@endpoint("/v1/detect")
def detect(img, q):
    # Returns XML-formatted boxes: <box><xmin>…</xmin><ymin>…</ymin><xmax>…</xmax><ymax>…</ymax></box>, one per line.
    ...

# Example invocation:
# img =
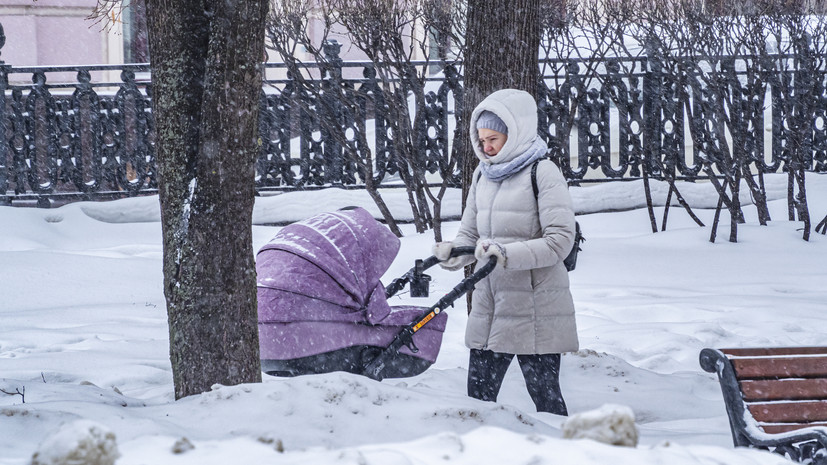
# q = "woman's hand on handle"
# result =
<box><xmin>475</xmin><ymin>239</ymin><xmax>507</xmax><ymax>268</ymax></box>
<box><xmin>432</xmin><ymin>242</ymin><xmax>467</xmax><ymax>271</ymax></box>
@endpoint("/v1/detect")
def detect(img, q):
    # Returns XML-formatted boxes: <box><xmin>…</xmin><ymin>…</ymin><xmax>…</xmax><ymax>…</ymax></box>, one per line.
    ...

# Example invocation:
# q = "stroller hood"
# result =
<box><xmin>257</xmin><ymin>207</ymin><xmax>400</xmax><ymax>324</ymax></box>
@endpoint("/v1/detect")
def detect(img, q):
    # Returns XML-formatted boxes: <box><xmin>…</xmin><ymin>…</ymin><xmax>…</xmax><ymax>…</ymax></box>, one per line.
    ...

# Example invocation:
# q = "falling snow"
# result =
<box><xmin>1</xmin><ymin>173</ymin><xmax>825</xmax><ymax>464</ymax></box>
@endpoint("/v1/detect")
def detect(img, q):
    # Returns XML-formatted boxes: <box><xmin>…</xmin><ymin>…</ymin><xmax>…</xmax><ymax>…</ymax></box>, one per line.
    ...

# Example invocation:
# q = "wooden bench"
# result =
<box><xmin>700</xmin><ymin>347</ymin><xmax>827</xmax><ymax>464</ymax></box>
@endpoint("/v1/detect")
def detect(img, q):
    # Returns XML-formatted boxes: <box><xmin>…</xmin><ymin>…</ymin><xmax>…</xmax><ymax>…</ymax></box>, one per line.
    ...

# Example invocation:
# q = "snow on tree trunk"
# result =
<box><xmin>145</xmin><ymin>0</ymin><xmax>267</xmax><ymax>399</ymax></box>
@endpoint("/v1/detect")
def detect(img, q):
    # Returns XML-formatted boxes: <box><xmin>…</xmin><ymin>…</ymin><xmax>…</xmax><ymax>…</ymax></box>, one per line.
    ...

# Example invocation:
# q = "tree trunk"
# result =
<box><xmin>461</xmin><ymin>0</ymin><xmax>541</xmax><ymax>206</ymax></box>
<box><xmin>462</xmin><ymin>0</ymin><xmax>541</xmax><ymax>308</ymax></box>
<box><xmin>146</xmin><ymin>0</ymin><xmax>267</xmax><ymax>399</ymax></box>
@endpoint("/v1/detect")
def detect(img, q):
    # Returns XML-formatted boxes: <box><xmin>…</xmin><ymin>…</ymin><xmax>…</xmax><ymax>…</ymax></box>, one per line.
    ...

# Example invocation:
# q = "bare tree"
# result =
<box><xmin>266</xmin><ymin>1</ymin><xmax>403</xmax><ymax>236</ymax></box>
<box><xmin>634</xmin><ymin>0</ymin><xmax>777</xmax><ymax>242</ymax></box>
<box><xmin>540</xmin><ymin>0</ymin><xmax>623</xmax><ymax>174</ymax></box>
<box><xmin>593</xmin><ymin>0</ymin><xmax>705</xmax><ymax>233</ymax></box>
<box><xmin>265</xmin><ymin>0</ymin><xmax>465</xmax><ymax>239</ymax></box>
<box><xmin>539</xmin><ymin>0</ymin><xmax>702</xmax><ymax>235</ymax></box>
<box><xmin>421</xmin><ymin>0</ymin><xmax>467</xmax><ymax>240</ymax></box>
<box><xmin>718</xmin><ymin>7</ymin><xmax>774</xmax><ymax>227</ymax></box>
<box><xmin>330</xmin><ymin>0</ymin><xmax>464</xmax><ymax>238</ymax></box>
<box><xmin>760</xmin><ymin>0</ymin><xmax>827</xmax><ymax>240</ymax></box>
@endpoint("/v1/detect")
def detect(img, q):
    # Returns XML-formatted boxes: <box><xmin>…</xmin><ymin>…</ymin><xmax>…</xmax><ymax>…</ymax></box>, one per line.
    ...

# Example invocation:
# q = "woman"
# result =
<box><xmin>433</xmin><ymin>88</ymin><xmax>578</xmax><ymax>415</ymax></box>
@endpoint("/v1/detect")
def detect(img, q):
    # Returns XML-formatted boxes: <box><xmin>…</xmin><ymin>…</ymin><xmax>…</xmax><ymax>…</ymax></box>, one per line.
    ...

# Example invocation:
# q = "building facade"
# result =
<box><xmin>0</xmin><ymin>0</ymin><xmax>139</xmax><ymax>67</ymax></box>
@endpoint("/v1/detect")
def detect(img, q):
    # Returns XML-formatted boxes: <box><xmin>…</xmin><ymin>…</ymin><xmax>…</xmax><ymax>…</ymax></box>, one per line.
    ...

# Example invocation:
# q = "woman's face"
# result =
<box><xmin>478</xmin><ymin>128</ymin><xmax>507</xmax><ymax>157</ymax></box>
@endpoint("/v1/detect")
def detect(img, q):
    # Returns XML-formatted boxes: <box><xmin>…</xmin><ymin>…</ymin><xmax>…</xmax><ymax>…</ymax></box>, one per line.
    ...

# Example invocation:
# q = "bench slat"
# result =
<box><xmin>701</xmin><ymin>346</ymin><xmax>827</xmax><ymax>455</ymax></box>
<box><xmin>748</xmin><ymin>401</ymin><xmax>827</xmax><ymax>423</ymax></box>
<box><xmin>760</xmin><ymin>422</ymin><xmax>827</xmax><ymax>434</ymax></box>
<box><xmin>741</xmin><ymin>379</ymin><xmax>827</xmax><ymax>401</ymax></box>
<box><xmin>730</xmin><ymin>357</ymin><xmax>827</xmax><ymax>379</ymax></box>
<box><xmin>722</xmin><ymin>347</ymin><xmax>827</xmax><ymax>357</ymax></box>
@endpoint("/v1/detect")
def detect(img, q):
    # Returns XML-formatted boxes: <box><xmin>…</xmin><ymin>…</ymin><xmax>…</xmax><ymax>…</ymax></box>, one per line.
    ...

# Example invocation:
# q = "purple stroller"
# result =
<box><xmin>256</xmin><ymin>207</ymin><xmax>496</xmax><ymax>381</ymax></box>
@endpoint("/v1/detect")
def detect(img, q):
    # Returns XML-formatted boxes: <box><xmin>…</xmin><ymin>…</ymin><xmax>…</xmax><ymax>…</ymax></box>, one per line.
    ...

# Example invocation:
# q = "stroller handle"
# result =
<box><xmin>364</xmin><ymin>253</ymin><xmax>497</xmax><ymax>381</ymax></box>
<box><xmin>421</xmin><ymin>245</ymin><xmax>476</xmax><ymax>269</ymax></box>
<box><xmin>384</xmin><ymin>246</ymin><xmax>477</xmax><ymax>298</ymax></box>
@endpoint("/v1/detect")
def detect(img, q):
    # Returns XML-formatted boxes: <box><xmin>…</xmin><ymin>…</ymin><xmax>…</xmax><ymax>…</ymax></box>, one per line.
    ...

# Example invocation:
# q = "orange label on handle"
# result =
<box><xmin>412</xmin><ymin>312</ymin><xmax>436</xmax><ymax>332</ymax></box>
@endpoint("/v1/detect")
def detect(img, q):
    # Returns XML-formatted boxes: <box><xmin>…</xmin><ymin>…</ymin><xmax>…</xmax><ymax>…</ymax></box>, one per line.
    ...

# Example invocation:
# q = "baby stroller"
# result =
<box><xmin>256</xmin><ymin>207</ymin><xmax>496</xmax><ymax>381</ymax></box>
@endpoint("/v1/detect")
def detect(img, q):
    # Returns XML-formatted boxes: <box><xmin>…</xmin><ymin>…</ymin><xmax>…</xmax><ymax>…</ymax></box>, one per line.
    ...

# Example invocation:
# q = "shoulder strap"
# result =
<box><xmin>531</xmin><ymin>159</ymin><xmax>540</xmax><ymax>200</ymax></box>
<box><xmin>531</xmin><ymin>157</ymin><xmax>582</xmax><ymax>272</ymax></box>
<box><xmin>532</xmin><ymin>157</ymin><xmax>569</xmax><ymax>199</ymax></box>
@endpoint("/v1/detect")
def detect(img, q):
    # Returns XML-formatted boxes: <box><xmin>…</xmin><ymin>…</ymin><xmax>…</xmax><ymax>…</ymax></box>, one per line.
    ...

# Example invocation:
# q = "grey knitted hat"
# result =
<box><xmin>476</xmin><ymin>110</ymin><xmax>508</xmax><ymax>135</ymax></box>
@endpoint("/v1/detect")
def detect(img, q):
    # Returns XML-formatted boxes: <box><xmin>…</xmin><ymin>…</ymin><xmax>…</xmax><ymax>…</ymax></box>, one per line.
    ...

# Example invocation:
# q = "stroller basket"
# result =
<box><xmin>256</xmin><ymin>207</ymin><xmax>495</xmax><ymax>381</ymax></box>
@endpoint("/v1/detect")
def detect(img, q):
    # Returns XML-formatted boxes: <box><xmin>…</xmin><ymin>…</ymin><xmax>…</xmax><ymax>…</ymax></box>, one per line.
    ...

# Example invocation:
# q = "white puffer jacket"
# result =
<box><xmin>451</xmin><ymin>89</ymin><xmax>579</xmax><ymax>355</ymax></box>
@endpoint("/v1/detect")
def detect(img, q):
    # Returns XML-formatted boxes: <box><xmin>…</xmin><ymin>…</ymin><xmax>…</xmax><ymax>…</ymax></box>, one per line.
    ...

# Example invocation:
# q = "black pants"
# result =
<box><xmin>468</xmin><ymin>349</ymin><xmax>568</xmax><ymax>415</ymax></box>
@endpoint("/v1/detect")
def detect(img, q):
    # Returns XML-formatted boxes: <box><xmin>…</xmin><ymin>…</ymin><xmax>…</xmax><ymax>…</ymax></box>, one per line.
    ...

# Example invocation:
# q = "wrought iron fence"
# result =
<box><xmin>2</xmin><ymin>39</ymin><xmax>827</xmax><ymax>206</ymax></box>
<box><xmin>255</xmin><ymin>49</ymin><xmax>464</xmax><ymax>191</ymax></box>
<box><xmin>0</xmin><ymin>64</ymin><xmax>153</xmax><ymax>206</ymax></box>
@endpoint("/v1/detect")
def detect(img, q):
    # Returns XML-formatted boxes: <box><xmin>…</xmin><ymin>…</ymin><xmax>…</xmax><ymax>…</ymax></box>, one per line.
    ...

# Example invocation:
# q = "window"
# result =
<box><xmin>122</xmin><ymin>0</ymin><xmax>149</xmax><ymax>63</ymax></box>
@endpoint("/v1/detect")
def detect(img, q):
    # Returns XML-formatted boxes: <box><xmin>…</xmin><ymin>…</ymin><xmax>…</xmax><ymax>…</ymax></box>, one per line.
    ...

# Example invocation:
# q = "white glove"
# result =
<box><xmin>432</xmin><ymin>242</ymin><xmax>466</xmax><ymax>271</ymax></box>
<box><xmin>432</xmin><ymin>241</ymin><xmax>453</xmax><ymax>260</ymax></box>
<box><xmin>475</xmin><ymin>239</ymin><xmax>507</xmax><ymax>268</ymax></box>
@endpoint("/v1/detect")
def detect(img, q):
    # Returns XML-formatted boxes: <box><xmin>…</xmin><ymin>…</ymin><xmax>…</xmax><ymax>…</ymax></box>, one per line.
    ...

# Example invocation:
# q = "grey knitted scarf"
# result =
<box><xmin>479</xmin><ymin>137</ymin><xmax>548</xmax><ymax>182</ymax></box>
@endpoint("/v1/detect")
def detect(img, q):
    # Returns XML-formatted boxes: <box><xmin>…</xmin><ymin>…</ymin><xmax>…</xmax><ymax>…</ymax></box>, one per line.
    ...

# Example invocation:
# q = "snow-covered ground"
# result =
<box><xmin>2</xmin><ymin>173</ymin><xmax>825</xmax><ymax>464</ymax></box>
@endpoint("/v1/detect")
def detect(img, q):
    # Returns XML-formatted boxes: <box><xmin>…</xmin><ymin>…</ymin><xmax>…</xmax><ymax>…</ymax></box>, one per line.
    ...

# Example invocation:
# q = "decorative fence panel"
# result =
<box><xmin>2</xmin><ymin>43</ymin><xmax>827</xmax><ymax>206</ymax></box>
<box><xmin>1</xmin><ymin>65</ymin><xmax>154</xmax><ymax>206</ymax></box>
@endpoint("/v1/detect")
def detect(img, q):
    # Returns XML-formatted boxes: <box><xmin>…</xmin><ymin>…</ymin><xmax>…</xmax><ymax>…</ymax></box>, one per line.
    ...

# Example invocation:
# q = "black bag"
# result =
<box><xmin>531</xmin><ymin>160</ymin><xmax>584</xmax><ymax>272</ymax></box>
<box><xmin>563</xmin><ymin>221</ymin><xmax>584</xmax><ymax>271</ymax></box>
